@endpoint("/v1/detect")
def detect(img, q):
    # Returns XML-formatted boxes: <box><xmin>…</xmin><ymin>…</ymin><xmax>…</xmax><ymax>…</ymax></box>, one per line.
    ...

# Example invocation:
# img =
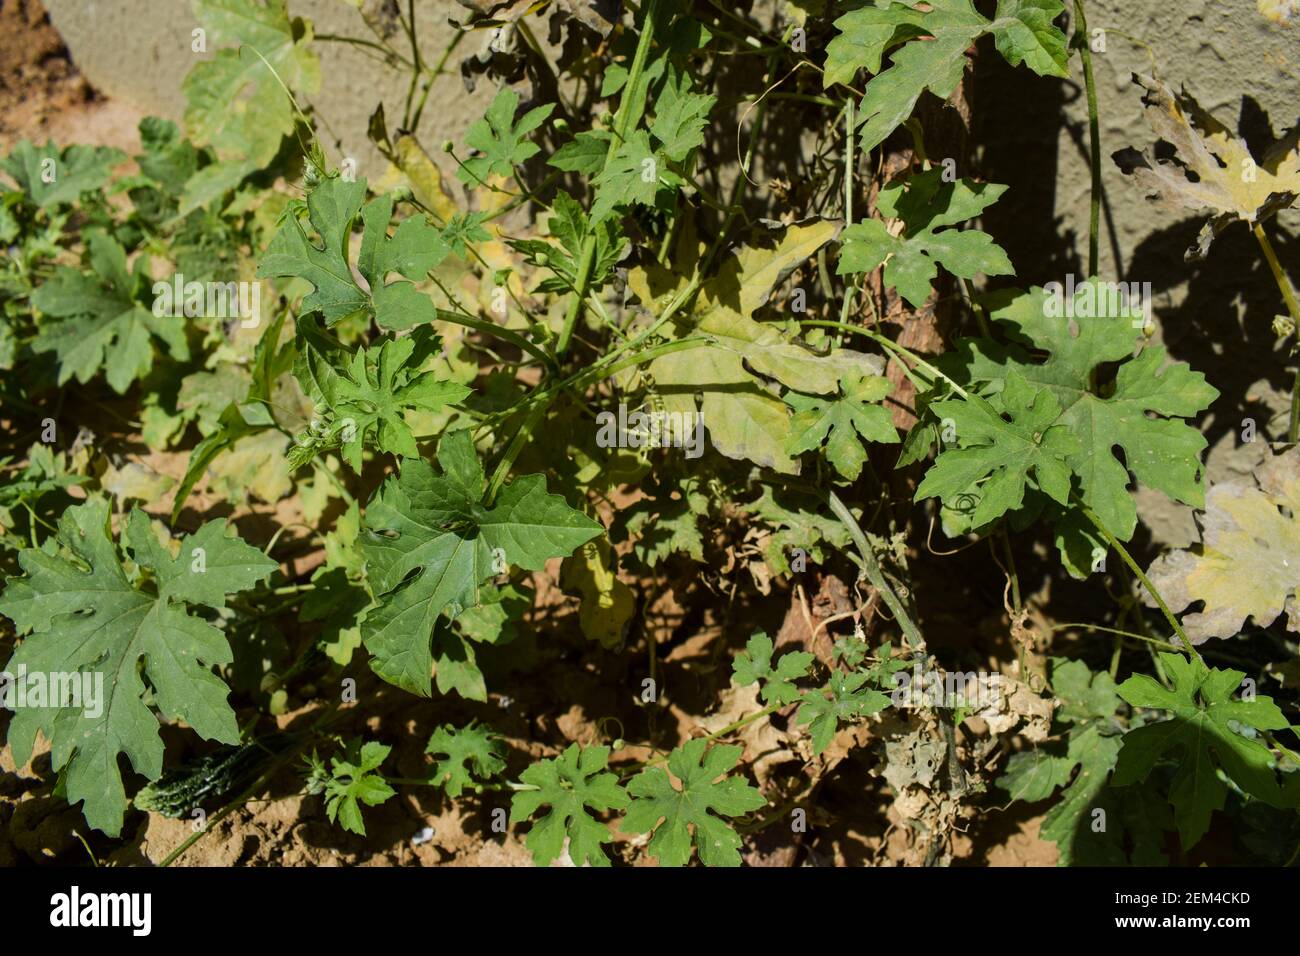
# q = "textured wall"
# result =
<box><xmin>42</xmin><ymin>0</ymin><xmax>498</xmax><ymax>183</ymax></box>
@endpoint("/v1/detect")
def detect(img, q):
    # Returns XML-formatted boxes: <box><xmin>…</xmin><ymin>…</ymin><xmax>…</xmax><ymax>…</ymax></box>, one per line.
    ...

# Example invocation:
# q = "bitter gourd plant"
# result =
<box><xmin>0</xmin><ymin>0</ymin><xmax>1297</xmax><ymax>866</ymax></box>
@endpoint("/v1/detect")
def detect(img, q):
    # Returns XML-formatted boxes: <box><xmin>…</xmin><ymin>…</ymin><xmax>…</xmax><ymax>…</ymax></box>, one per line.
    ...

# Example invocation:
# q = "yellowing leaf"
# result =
<box><xmin>1145</xmin><ymin>446</ymin><xmax>1300</xmax><ymax>643</ymax></box>
<box><xmin>721</xmin><ymin>219</ymin><xmax>842</xmax><ymax>315</ymax></box>
<box><xmin>101</xmin><ymin>461</ymin><xmax>175</xmax><ymax>504</ymax></box>
<box><xmin>561</xmin><ymin>538</ymin><xmax>635</xmax><ymax>649</ymax></box>
<box><xmin>641</xmin><ymin>220</ymin><xmax>880</xmax><ymax>472</ymax></box>
<box><xmin>208</xmin><ymin>429</ymin><xmax>294</xmax><ymax>505</ymax></box>
<box><xmin>389</xmin><ymin>132</ymin><xmax>459</xmax><ymax>222</ymax></box>
<box><xmin>1259</xmin><ymin>0</ymin><xmax>1299</xmax><ymax>26</ymax></box>
<box><xmin>1113</xmin><ymin>74</ymin><xmax>1300</xmax><ymax>258</ymax></box>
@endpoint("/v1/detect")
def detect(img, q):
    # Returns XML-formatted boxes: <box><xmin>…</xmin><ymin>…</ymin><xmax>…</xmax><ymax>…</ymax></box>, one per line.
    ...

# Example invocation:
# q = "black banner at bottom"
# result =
<box><xmin>2</xmin><ymin>865</ymin><xmax>1282</xmax><ymax>943</ymax></box>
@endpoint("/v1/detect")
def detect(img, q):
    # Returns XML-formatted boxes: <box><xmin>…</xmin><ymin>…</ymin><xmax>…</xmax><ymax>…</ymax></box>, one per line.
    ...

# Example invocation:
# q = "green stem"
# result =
<box><xmin>1252</xmin><ymin>222</ymin><xmax>1300</xmax><ymax>441</ymax></box>
<box><xmin>1050</xmin><ymin>621</ymin><xmax>1180</xmax><ymax>653</ymax></box>
<box><xmin>555</xmin><ymin>0</ymin><xmax>663</xmax><ymax>357</ymax></box>
<box><xmin>435</xmin><ymin>309</ymin><xmax>554</xmax><ymax>369</ymax></box>
<box><xmin>797</xmin><ymin>319</ymin><xmax>970</xmax><ymax>398</ymax></box>
<box><xmin>705</xmin><ymin>702</ymin><xmax>782</xmax><ymax>741</ymax></box>
<box><xmin>485</xmin><ymin>403</ymin><xmax>545</xmax><ymax>504</ymax></box>
<box><xmin>400</xmin><ymin>0</ymin><xmax>423</xmax><ymax>130</ymax></box>
<box><xmin>833</xmin><ymin>97</ymin><xmax>857</xmax><ymax>348</ymax></box>
<box><xmin>825</xmin><ymin>489</ymin><xmax>924</xmax><ymax>648</ymax></box>
<box><xmin>1073</xmin><ymin>0</ymin><xmax>1102</xmax><ymax>277</ymax></box>
<box><xmin>1080</xmin><ymin>506</ymin><xmax>1202</xmax><ymax>665</ymax></box>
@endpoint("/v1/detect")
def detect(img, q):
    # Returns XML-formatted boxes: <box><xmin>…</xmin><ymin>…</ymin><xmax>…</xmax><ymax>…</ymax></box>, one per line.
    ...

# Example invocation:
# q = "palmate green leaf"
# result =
<box><xmin>951</xmin><ymin>280</ymin><xmax>1220</xmax><ymax>540</ymax></box>
<box><xmin>182</xmin><ymin>0</ymin><xmax>320</xmax><ymax>212</ymax></box>
<box><xmin>510</xmin><ymin>743</ymin><xmax>628</xmax><ymax>867</ymax></box>
<box><xmin>360</xmin><ymin>430</ymin><xmax>602</xmax><ymax>696</ymax></box>
<box><xmin>622</xmin><ymin>739</ymin><xmax>766</xmax><ymax>867</ymax></box>
<box><xmin>425</xmin><ymin>722</ymin><xmax>506</xmax><ymax>797</ymax></box>
<box><xmin>731</xmin><ymin>631</ymin><xmax>814</xmax><ymax>706</ymax></box>
<box><xmin>457</xmin><ymin>88</ymin><xmax>555</xmax><ymax>187</ymax></box>
<box><xmin>998</xmin><ymin>746</ymin><xmax>1076</xmax><ymax>803</ymax></box>
<box><xmin>298</xmin><ymin>331</ymin><xmax>470</xmax><ymax>472</ymax></box>
<box><xmin>31</xmin><ymin>231</ymin><xmax>189</xmax><ymax>394</ymax></box>
<box><xmin>0</xmin><ymin>499</ymin><xmax>276</xmax><ymax>835</ymax></box>
<box><xmin>995</xmin><ymin>658</ymin><xmax>1147</xmax><ymax>865</ymax></box>
<box><xmin>1</xmin><ymin>140</ymin><xmax>124</xmax><ymax>209</ymax></box>
<box><xmin>258</xmin><ymin>177</ymin><xmax>447</xmax><ymax>329</ymax></box>
<box><xmin>649</xmin><ymin>67</ymin><xmax>717</xmax><ymax>163</ymax></box>
<box><xmin>797</xmin><ymin>669</ymin><xmax>892</xmax><ymax>754</ymax></box>
<box><xmin>1114</xmin><ymin>653</ymin><xmax>1288</xmax><ymax>849</ymax></box>
<box><xmin>786</xmin><ymin>374</ymin><xmax>899</xmax><ymax>480</ymax></box>
<box><xmin>323</xmin><ymin>740</ymin><xmax>396</xmax><ymax>836</ymax></box>
<box><xmin>0</xmin><ymin>444</ymin><xmax>86</xmax><ymax>554</ymax></box>
<box><xmin>825</xmin><ymin>0</ymin><xmax>1069</xmax><ymax>152</ymax></box>
<box><xmin>617</xmin><ymin>475</ymin><xmax>709</xmax><ymax>568</ymax></box>
<box><xmin>837</xmin><ymin>167</ymin><xmax>1011</xmax><ymax>307</ymax></box>
<box><xmin>135</xmin><ymin>117</ymin><xmax>202</xmax><ymax>195</ymax></box>
<box><xmin>745</xmin><ymin>485</ymin><xmax>852</xmax><ymax>575</ymax></box>
<box><xmin>507</xmin><ymin>190</ymin><xmax>626</xmax><ymax>295</ymax></box>
<box><xmin>590</xmin><ymin>130</ymin><xmax>663</xmax><ymax>224</ymax></box>
<box><xmin>1035</xmin><ymin>724</ymin><xmax>1127</xmax><ymax>865</ymax></box>
<box><xmin>439</xmin><ymin>212</ymin><xmax>492</xmax><ymax>257</ymax></box>
<box><xmin>1012</xmin><ymin>724</ymin><xmax>1174</xmax><ymax>867</ymax></box>
<box><xmin>548</xmin><ymin>130</ymin><xmax>614</xmax><ymax>176</ymax></box>
<box><xmin>916</xmin><ymin>370</ymin><xmax>1080</xmax><ymax>528</ymax></box>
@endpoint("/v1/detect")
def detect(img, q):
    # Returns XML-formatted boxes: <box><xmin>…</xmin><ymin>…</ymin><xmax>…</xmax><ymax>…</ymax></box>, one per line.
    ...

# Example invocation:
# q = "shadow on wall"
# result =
<box><xmin>971</xmin><ymin>45</ymin><xmax>1300</xmax><ymax>453</ymax></box>
<box><xmin>971</xmin><ymin>40</ymin><xmax>1083</xmax><ymax>287</ymax></box>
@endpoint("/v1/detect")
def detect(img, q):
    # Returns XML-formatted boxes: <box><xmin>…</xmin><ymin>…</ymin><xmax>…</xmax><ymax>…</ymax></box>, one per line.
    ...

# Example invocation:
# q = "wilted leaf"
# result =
<box><xmin>1145</xmin><ymin>446</ymin><xmax>1300</xmax><ymax>643</ymax></box>
<box><xmin>1113</xmin><ymin>74</ymin><xmax>1300</xmax><ymax>259</ymax></box>
<box><xmin>561</xmin><ymin>538</ymin><xmax>635</xmax><ymax>649</ymax></box>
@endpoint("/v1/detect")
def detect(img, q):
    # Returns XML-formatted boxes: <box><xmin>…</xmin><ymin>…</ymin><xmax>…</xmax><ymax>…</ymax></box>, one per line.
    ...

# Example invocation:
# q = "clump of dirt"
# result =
<box><xmin>0</xmin><ymin>0</ymin><xmax>94</xmax><ymax>142</ymax></box>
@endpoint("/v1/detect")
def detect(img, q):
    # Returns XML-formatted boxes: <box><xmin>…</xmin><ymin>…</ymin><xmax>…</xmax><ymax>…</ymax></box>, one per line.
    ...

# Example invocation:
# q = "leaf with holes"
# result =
<box><xmin>915</xmin><ymin>370</ymin><xmax>1080</xmax><ymax>529</ymax></box>
<box><xmin>1113</xmin><ymin>74</ymin><xmax>1300</xmax><ymax>259</ymax></box>
<box><xmin>425</xmin><ymin>722</ymin><xmax>506</xmax><ymax>797</ymax></box>
<box><xmin>947</xmin><ymin>279</ymin><xmax>1219</xmax><ymax>541</ymax></box>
